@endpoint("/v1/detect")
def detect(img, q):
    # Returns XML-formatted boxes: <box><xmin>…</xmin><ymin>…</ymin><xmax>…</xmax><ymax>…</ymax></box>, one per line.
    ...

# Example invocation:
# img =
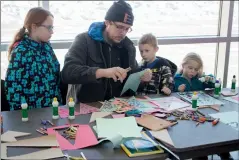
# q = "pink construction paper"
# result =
<box><xmin>112</xmin><ymin>114</ymin><xmax>125</xmax><ymax>118</ymax></box>
<box><xmin>79</xmin><ymin>103</ymin><xmax>100</xmax><ymax>114</ymax></box>
<box><xmin>58</xmin><ymin>107</ymin><xmax>80</xmax><ymax>118</ymax></box>
<box><xmin>232</xmin><ymin>96</ymin><xmax>239</xmax><ymax>101</ymax></box>
<box><xmin>47</xmin><ymin>124</ymin><xmax>98</xmax><ymax>150</ymax></box>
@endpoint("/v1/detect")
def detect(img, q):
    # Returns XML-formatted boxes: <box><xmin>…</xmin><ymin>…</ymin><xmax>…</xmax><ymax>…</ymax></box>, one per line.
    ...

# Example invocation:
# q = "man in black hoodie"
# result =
<box><xmin>61</xmin><ymin>0</ymin><xmax>151</xmax><ymax>103</ymax></box>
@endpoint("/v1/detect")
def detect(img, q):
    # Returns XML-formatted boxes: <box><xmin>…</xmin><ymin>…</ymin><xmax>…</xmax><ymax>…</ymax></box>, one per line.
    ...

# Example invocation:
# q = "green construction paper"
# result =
<box><xmin>96</xmin><ymin>117</ymin><xmax>142</xmax><ymax>139</ymax></box>
<box><xmin>121</xmin><ymin>70</ymin><xmax>146</xmax><ymax>96</ymax></box>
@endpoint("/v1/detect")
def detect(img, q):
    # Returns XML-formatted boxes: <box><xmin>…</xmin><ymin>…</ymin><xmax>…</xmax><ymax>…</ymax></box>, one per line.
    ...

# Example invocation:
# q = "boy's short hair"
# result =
<box><xmin>138</xmin><ymin>33</ymin><xmax>158</xmax><ymax>48</ymax></box>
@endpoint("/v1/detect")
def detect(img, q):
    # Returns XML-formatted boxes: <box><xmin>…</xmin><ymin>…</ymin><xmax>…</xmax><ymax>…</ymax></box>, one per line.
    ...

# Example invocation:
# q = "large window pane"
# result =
<box><xmin>1</xmin><ymin>1</ymin><xmax>39</xmax><ymax>42</ymax></box>
<box><xmin>227</xmin><ymin>42</ymin><xmax>239</xmax><ymax>87</ymax></box>
<box><xmin>1</xmin><ymin>51</ymin><xmax>8</xmax><ymax>80</ymax></box>
<box><xmin>50</xmin><ymin>1</ymin><xmax>220</xmax><ymax>40</ymax></box>
<box><xmin>136</xmin><ymin>43</ymin><xmax>217</xmax><ymax>75</ymax></box>
<box><xmin>232</xmin><ymin>1</ymin><xmax>238</xmax><ymax>36</ymax></box>
<box><xmin>46</xmin><ymin>44</ymin><xmax>216</xmax><ymax>78</ymax></box>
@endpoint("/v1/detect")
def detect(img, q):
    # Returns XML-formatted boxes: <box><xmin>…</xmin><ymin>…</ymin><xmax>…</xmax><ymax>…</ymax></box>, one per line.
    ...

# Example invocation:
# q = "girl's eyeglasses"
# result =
<box><xmin>39</xmin><ymin>25</ymin><xmax>54</xmax><ymax>32</ymax></box>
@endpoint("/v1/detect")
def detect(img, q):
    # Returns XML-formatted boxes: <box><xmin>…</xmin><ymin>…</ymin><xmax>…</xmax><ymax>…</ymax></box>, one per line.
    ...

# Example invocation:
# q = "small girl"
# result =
<box><xmin>174</xmin><ymin>52</ymin><xmax>215</xmax><ymax>92</ymax></box>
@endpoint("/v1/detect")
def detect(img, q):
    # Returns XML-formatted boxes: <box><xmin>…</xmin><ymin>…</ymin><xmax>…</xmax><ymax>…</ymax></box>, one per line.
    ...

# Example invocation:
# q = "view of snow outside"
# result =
<box><xmin>1</xmin><ymin>1</ymin><xmax>238</xmax><ymax>87</ymax></box>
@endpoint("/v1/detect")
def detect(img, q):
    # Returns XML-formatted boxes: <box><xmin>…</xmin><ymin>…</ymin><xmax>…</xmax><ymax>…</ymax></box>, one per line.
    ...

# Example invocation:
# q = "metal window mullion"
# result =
<box><xmin>1</xmin><ymin>36</ymin><xmax>239</xmax><ymax>52</ymax></box>
<box><xmin>215</xmin><ymin>1</ymin><xmax>234</xmax><ymax>87</ymax></box>
<box><xmin>41</xmin><ymin>0</ymin><xmax>49</xmax><ymax>10</ymax></box>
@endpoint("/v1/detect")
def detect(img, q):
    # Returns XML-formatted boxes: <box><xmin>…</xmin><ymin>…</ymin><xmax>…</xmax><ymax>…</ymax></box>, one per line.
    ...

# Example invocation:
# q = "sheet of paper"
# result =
<box><xmin>121</xmin><ymin>70</ymin><xmax>146</xmax><ymax>96</ymax></box>
<box><xmin>1</xmin><ymin>131</ymin><xmax>31</xmax><ymax>142</ymax></box>
<box><xmin>93</xmin><ymin>125</ymin><xmax>143</xmax><ymax>134</ymax></box>
<box><xmin>79</xmin><ymin>103</ymin><xmax>100</xmax><ymax>114</ymax></box>
<box><xmin>177</xmin><ymin>91</ymin><xmax>224</xmax><ymax>106</ymax></box>
<box><xmin>112</xmin><ymin>98</ymin><xmax>134</xmax><ymax>113</ymax></box>
<box><xmin>1</xmin><ymin>146</ymin><xmax>64</xmax><ymax>160</ymax></box>
<box><xmin>145</xmin><ymin>96</ymin><xmax>190</xmax><ymax>111</ymax></box>
<box><xmin>150</xmin><ymin>129</ymin><xmax>174</xmax><ymax>147</ymax></box>
<box><xmin>58</xmin><ymin>107</ymin><xmax>80</xmax><ymax>118</ymax></box>
<box><xmin>1</xmin><ymin>135</ymin><xmax>61</xmax><ymax>159</ymax></box>
<box><xmin>209</xmin><ymin>111</ymin><xmax>239</xmax><ymax>130</ymax></box>
<box><xmin>92</xmin><ymin>126</ymin><xmax>124</xmax><ymax>148</ymax></box>
<box><xmin>223</xmin><ymin>95</ymin><xmax>239</xmax><ymax>104</ymax></box>
<box><xmin>100</xmin><ymin>101</ymin><xmax>118</xmax><ymax>112</ymax></box>
<box><xmin>96</xmin><ymin>117</ymin><xmax>142</xmax><ymax>139</ymax></box>
<box><xmin>47</xmin><ymin>124</ymin><xmax>98</xmax><ymax>150</ymax></box>
<box><xmin>136</xmin><ymin>114</ymin><xmax>174</xmax><ymax>131</ymax></box>
<box><xmin>221</xmin><ymin>90</ymin><xmax>238</xmax><ymax>97</ymax></box>
<box><xmin>112</xmin><ymin>114</ymin><xmax>125</xmax><ymax>118</ymax></box>
<box><xmin>89</xmin><ymin>112</ymin><xmax>112</xmax><ymax>123</ymax></box>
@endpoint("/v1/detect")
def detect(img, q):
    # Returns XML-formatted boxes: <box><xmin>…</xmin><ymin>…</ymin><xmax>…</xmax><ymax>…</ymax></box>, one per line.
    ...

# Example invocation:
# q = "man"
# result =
<box><xmin>61</xmin><ymin>0</ymin><xmax>151</xmax><ymax>103</ymax></box>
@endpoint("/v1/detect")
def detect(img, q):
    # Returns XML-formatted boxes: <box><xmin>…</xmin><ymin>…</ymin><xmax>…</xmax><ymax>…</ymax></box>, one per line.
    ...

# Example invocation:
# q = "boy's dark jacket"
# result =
<box><xmin>174</xmin><ymin>73</ymin><xmax>215</xmax><ymax>92</ymax></box>
<box><xmin>137</xmin><ymin>56</ymin><xmax>177</xmax><ymax>94</ymax></box>
<box><xmin>61</xmin><ymin>22</ymin><xmax>138</xmax><ymax>103</ymax></box>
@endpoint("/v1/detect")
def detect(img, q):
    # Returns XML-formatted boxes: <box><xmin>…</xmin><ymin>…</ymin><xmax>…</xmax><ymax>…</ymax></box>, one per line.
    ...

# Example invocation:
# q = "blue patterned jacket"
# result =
<box><xmin>5</xmin><ymin>34</ymin><xmax>62</xmax><ymax>110</ymax></box>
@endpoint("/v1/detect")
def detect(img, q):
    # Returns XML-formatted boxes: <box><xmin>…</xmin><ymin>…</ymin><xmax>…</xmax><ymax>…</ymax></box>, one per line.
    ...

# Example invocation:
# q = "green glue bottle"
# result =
<box><xmin>52</xmin><ymin>97</ymin><xmax>59</xmax><ymax>119</ymax></box>
<box><xmin>68</xmin><ymin>97</ymin><xmax>75</xmax><ymax>120</ymax></box>
<box><xmin>192</xmin><ymin>92</ymin><xmax>198</xmax><ymax>111</ymax></box>
<box><xmin>21</xmin><ymin>98</ymin><xmax>28</xmax><ymax>122</ymax></box>
<box><xmin>214</xmin><ymin>80</ymin><xmax>220</xmax><ymax>98</ymax></box>
<box><xmin>218</xmin><ymin>78</ymin><xmax>222</xmax><ymax>94</ymax></box>
<box><xmin>231</xmin><ymin>75</ymin><xmax>236</xmax><ymax>92</ymax></box>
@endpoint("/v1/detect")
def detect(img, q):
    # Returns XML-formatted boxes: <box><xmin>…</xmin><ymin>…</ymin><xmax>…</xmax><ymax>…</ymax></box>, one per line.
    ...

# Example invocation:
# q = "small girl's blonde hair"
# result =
<box><xmin>179</xmin><ymin>52</ymin><xmax>204</xmax><ymax>77</ymax></box>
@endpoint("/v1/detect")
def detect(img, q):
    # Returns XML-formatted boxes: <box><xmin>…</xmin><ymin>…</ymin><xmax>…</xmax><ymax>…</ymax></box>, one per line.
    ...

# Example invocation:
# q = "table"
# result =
<box><xmin>1</xmin><ymin>102</ymin><xmax>168</xmax><ymax>160</ymax></box>
<box><xmin>2</xmin><ymin>90</ymin><xmax>239</xmax><ymax>160</ymax></box>
<box><xmin>148</xmin><ymin>90</ymin><xmax>239</xmax><ymax>159</ymax></box>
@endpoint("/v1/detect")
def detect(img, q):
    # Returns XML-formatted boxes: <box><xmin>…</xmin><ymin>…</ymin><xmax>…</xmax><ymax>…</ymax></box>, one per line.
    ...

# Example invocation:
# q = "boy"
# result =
<box><xmin>137</xmin><ymin>33</ymin><xmax>177</xmax><ymax>95</ymax></box>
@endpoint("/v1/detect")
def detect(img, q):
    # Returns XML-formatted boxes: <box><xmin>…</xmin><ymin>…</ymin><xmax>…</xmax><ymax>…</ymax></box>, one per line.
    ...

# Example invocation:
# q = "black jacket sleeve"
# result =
<box><xmin>61</xmin><ymin>33</ymin><xmax>100</xmax><ymax>84</ymax></box>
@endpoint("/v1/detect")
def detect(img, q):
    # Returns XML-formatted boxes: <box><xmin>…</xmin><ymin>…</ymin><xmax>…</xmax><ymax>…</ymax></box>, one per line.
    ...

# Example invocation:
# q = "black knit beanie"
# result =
<box><xmin>105</xmin><ymin>0</ymin><xmax>134</xmax><ymax>26</ymax></box>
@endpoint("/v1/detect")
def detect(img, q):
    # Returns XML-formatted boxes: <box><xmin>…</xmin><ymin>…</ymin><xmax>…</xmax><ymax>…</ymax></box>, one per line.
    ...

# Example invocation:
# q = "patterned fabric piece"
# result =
<box><xmin>5</xmin><ymin>34</ymin><xmax>62</xmax><ymax>110</ymax></box>
<box><xmin>139</xmin><ymin>58</ymin><xmax>174</xmax><ymax>95</ymax></box>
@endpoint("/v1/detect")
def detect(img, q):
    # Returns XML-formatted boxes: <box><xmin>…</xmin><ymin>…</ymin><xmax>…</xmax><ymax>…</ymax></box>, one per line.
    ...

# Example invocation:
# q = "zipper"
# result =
<box><xmin>109</xmin><ymin>47</ymin><xmax>113</xmax><ymax>97</ymax></box>
<box><xmin>99</xmin><ymin>43</ymin><xmax>107</xmax><ymax>98</ymax></box>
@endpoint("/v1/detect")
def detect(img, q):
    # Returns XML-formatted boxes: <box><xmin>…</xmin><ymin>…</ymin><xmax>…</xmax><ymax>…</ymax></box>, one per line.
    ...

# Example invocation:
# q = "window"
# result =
<box><xmin>1</xmin><ymin>1</ymin><xmax>39</xmax><ymax>42</ymax></box>
<box><xmin>53</xmin><ymin>49</ymin><xmax>68</xmax><ymax>71</ymax></box>
<box><xmin>232</xmin><ymin>1</ymin><xmax>238</xmax><ymax>36</ymax></box>
<box><xmin>51</xmin><ymin>44</ymin><xmax>217</xmax><ymax>77</ymax></box>
<box><xmin>50</xmin><ymin>1</ymin><xmax>220</xmax><ymax>40</ymax></box>
<box><xmin>49</xmin><ymin>1</ymin><xmax>112</xmax><ymax>40</ymax></box>
<box><xmin>1</xmin><ymin>51</ymin><xmax>8</xmax><ymax>80</ymax></box>
<box><xmin>136</xmin><ymin>43</ymin><xmax>217</xmax><ymax>75</ymax></box>
<box><xmin>227</xmin><ymin>42</ymin><xmax>239</xmax><ymax>87</ymax></box>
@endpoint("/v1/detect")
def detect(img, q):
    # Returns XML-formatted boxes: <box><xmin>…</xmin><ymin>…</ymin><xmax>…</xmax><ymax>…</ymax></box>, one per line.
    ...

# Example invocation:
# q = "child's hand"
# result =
<box><xmin>140</xmin><ymin>69</ymin><xmax>152</xmax><ymax>82</ymax></box>
<box><xmin>161</xmin><ymin>86</ymin><xmax>171</xmax><ymax>95</ymax></box>
<box><xmin>178</xmin><ymin>84</ymin><xmax>186</xmax><ymax>92</ymax></box>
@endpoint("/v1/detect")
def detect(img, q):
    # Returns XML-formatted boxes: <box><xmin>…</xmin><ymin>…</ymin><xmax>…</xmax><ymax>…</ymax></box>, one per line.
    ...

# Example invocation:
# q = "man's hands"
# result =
<box><xmin>96</xmin><ymin>67</ymin><xmax>153</xmax><ymax>83</ymax></box>
<box><xmin>96</xmin><ymin>67</ymin><xmax>128</xmax><ymax>83</ymax></box>
<box><xmin>140</xmin><ymin>69</ymin><xmax>152</xmax><ymax>82</ymax></box>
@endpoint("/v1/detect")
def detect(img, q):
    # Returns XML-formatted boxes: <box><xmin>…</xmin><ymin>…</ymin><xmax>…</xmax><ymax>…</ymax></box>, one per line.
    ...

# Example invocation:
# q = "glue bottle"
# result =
<box><xmin>192</xmin><ymin>92</ymin><xmax>198</xmax><ymax>111</ymax></box>
<box><xmin>218</xmin><ymin>78</ymin><xmax>222</xmax><ymax>94</ymax></box>
<box><xmin>214</xmin><ymin>80</ymin><xmax>220</xmax><ymax>98</ymax></box>
<box><xmin>231</xmin><ymin>75</ymin><xmax>236</xmax><ymax>92</ymax></box>
<box><xmin>21</xmin><ymin>102</ymin><xmax>28</xmax><ymax>122</ymax></box>
<box><xmin>52</xmin><ymin>97</ymin><xmax>59</xmax><ymax>119</ymax></box>
<box><xmin>68</xmin><ymin>98</ymin><xmax>75</xmax><ymax>120</ymax></box>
